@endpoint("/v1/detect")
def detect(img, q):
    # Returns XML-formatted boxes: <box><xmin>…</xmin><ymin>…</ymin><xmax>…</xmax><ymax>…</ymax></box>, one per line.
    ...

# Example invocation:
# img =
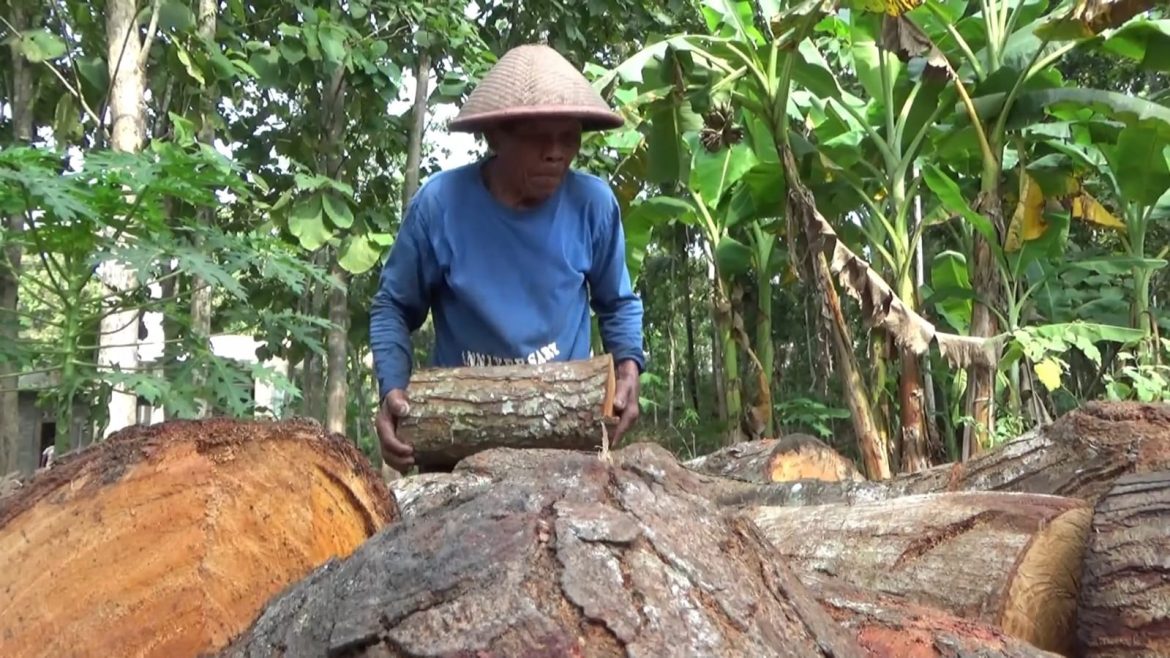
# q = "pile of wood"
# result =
<box><xmin>1</xmin><ymin>354</ymin><xmax>1167</xmax><ymax>658</ymax></box>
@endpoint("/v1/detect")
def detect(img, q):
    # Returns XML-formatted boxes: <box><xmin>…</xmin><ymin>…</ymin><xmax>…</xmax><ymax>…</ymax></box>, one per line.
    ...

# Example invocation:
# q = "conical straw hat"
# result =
<box><xmin>449</xmin><ymin>44</ymin><xmax>624</xmax><ymax>133</ymax></box>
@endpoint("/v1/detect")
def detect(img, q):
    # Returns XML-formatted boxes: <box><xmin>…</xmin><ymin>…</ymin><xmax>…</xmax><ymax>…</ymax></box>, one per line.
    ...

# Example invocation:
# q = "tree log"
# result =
<box><xmin>685</xmin><ymin>434</ymin><xmax>864</xmax><ymax>483</ymax></box>
<box><xmin>805</xmin><ymin>573</ymin><xmax>1062</xmax><ymax>658</ymax></box>
<box><xmin>1076</xmin><ymin>471</ymin><xmax>1170</xmax><ymax>657</ymax></box>
<box><xmin>703</xmin><ymin>401</ymin><xmax>1170</xmax><ymax>508</ymax></box>
<box><xmin>0</xmin><ymin>418</ymin><xmax>396</xmax><ymax>658</ymax></box>
<box><xmin>218</xmin><ymin>445</ymin><xmax>867</xmax><ymax>658</ymax></box>
<box><xmin>388</xmin><ymin>470</ymin><xmax>491</xmax><ymax>520</ymax></box>
<box><xmin>399</xmin><ymin>354</ymin><xmax>617</xmax><ymax>470</ymax></box>
<box><xmin>747</xmin><ymin>491</ymin><xmax>1092</xmax><ymax>655</ymax></box>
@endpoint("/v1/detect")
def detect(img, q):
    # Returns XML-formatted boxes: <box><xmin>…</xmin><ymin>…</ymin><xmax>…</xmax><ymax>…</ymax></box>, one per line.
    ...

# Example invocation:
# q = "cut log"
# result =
<box><xmin>0</xmin><ymin>418</ymin><xmax>396</xmax><ymax>658</ymax></box>
<box><xmin>684</xmin><ymin>433</ymin><xmax>865</xmax><ymax>483</ymax></box>
<box><xmin>705</xmin><ymin>401</ymin><xmax>1170</xmax><ymax>508</ymax></box>
<box><xmin>218</xmin><ymin>445</ymin><xmax>867</xmax><ymax>658</ymax></box>
<box><xmin>806</xmin><ymin>573</ymin><xmax>1062</xmax><ymax>658</ymax></box>
<box><xmin>1076</xmin><ymin>471</ymin><xmax>1170</xmax><ymax>657</ymax></box>
<box><xmin>747</xmin><ymin>491</ymin><xmax>1092</xmax><ymax>655</ymax></box>
<box><xmin>388</xmin><ymin>470</ymin><xmax>490</xmax><ymax>519</ymax></box>
<box><xmin>398</xmin><ymin>354</ymin><xmax>617</xmax><ymax>470</ymax></box>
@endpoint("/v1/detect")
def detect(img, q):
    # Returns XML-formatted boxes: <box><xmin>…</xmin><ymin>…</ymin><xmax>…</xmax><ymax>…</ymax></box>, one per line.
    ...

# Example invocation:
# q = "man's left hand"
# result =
<box><xmin>611</xmin><ymin>359</ymin><xmax>641</xmax><ymax>446</ymax></box>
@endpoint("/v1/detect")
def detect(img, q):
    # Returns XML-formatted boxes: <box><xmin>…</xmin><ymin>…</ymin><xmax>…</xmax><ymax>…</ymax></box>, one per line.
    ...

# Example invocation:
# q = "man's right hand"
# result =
<box><xmin>375</xmin><ymin>389</ymin><xmax>414</xmax><ymax>473</ymax></box>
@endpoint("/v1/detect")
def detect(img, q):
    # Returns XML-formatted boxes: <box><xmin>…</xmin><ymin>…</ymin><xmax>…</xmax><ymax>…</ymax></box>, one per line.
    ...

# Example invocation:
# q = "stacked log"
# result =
<box><xmin>685</xmin><ymin>433</ymin><xmax>865</xmax><ymax>483</ymax></box>
<box><xmin>0</xmin><ymin>418</ymin><xmax>396</xmax><ymax>658</ymax></box>
<box><xmin>703</xmin><ymin>401</ymin><xmax>1170</xmax><ymax>508</ymax></box>
<box><xmin>1076</xmin><ymin>470</ymin><xmax>1170</xmax><ymax>657</ymax></box>
<box><xmin>746</xmin><ymin>491</ymin><xmax>1092</xmax><ymax>655</ymax></box>
<box><xmin>219</xmin><ymin>446</ymin><xmax>867</xmax><ymax>657</ymax></box>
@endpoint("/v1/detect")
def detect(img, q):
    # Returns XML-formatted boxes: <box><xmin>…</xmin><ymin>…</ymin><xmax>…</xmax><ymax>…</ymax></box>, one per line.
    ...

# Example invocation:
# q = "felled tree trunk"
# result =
<box><xmin>388</xmin><ymin>470</ymin><xmax>490</xmax><ymax>520</ymax></box>
<box><xmin>1076</xmin><ymin>471</ymin><xmax>1170</xmax><ymax>657</ymax></box>
<box><xmin>705</xmin><ymin>401</ymin><xmax>1170</xmax><ymax>509</ymax></box>
<box><xmin>399</xmin><ymin>354</ymin><xmax>617</xmax><ymax>470</ymax></box>
<box><xmin>685</xmin><ymin>433</ymin><xmax>864</xmax><ymax>483</ymax></box>
<box><xmin>748</xmin><ymin>491</ymin><xmax>1092</xmax><ymax>655</ymax></box>
<box><xmin>806</xmin><ymin>573</ymin><xmax>1062</xmax><ymax>658</ymax></box>
<box><xmin>218</xmin><ymin>445</ymin><xmax>867</xmax><ymax>658</ymax></box>
<box><xmin>0</xmin><ymin>418</ymin><xmax>396</xmax><ymax>658</ymax></box>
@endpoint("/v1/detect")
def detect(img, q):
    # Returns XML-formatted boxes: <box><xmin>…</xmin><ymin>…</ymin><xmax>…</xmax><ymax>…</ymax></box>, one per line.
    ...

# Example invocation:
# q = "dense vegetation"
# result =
<box><xmin>2</xmin><ymin>0</ymin><xmax>1167</xmax><ymax>478</ymax></box>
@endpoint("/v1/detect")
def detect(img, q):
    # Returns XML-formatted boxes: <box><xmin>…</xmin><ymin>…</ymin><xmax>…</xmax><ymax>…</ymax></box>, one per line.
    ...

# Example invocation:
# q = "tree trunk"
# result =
<box><xmin>1076</xmin><ymin>471</ymin><xmax>1170</xmax><ymax>658</ymax></box>
<box><xmin>702</xmin><ymin>401</ymin><xmax>1170</xmax><ymax>509</ymax></box>
<box><xmin>899</xmin><ymin>347</ymin><xmax>930</xmax><ymax>473</ymax></box>
<box><xmin>398</xmin><ymin>355</ymin><xmax>618</xmax><ymax>470</ymax></box>
<box><xmin>0</xmin><ymin>418</ymin><xmax>395</xmax><ymax>658</ymax></box>
<box><xmin>964</xmin><ymin>186</ymin><xmax>1004</xmax><ymax>458</ymax></box>
<box><xmin>807</xmin><ymin>573</ymin><xmax>1063</xmax><ymax>658</ymax></box>
<box><xmin>324</xmin><ymin>264</ymin><xmax>349</xmax><ymax>434</ymax></box>
<box><xmin>0</xmin><ymin>3</ymin><xmax>36</xmax><ymax>475</ymax></box>
<box><xmin>680</xmin><ymin>225</ymin><xmax>700</xmax><ymax>414</ymax></box>
<box><xmin>389</xmin><ymin>470</ymin><xmax>491</xmax><ymax>519</ymax></box>
<box><xmin>685</xmin><ymin>434</ymin><xmax>864</xmax><ymax>484</ymax></box>
<box><xmin>99</xmin><ymin>0</ymin><xmax>150</xmax><ymax>437</ymax></box>
<box><xmin>189</xmin><ymin>0</ymin><xmax>218</xmax><ymax>416</ymax></box>
<box><xmin>749</xmin><ymin>491</ymin><xmax>1091</xmax><ymax>655</ymax></box>
<box><xmin>780</xmin><ymin>145</ymin><xmax>889</xmax><ymax>480</ymax></box>
<box><xmin>218</xmin><ymin>445</ymin><xmax>867</xmax><ymax>658</ymax></box>
<box><xmin>322</xmin><ymin>63</ymin><xmax>349</xmax><ymax>434</ymax></box>
<box><xmin>403</xmin><ymin>52</ymin><xmax>431</xmax><ymax>206</ymax></box>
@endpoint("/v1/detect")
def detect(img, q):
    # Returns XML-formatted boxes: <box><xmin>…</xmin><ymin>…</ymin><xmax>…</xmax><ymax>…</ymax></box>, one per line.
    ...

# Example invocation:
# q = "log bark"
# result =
<box><xmin>703</xmin><ymin>401</ymin><xmax>1170</xmax><ymax>508</ymax></box>
<box><xmin>388</xmin><ymin>470</ymin><xmax>490</xmax><ymax>520</ymax></box>
<box><xmin>747</xmin><ymin>491</ymin><xmax>1092</xmax><ymax>655</ymax></box>
<box><xmin>1076</xmin><ymin>470</ymin><xmax>1170</xmax><ymax>658</ymax></box>
<box><xmin>218</xmin><ymin>445</ymin><xmax>867</xmax><ymax>658</ymax></box>
<box><xmin>399</xmin><ymin>354</ymin><xmax>617</xmax><ymax>470</ymax></box>
<box><xmin>0</xmin><ymin>418</ymin><xmax>396</xmax><ymax>658</ymax></box>
<box><xmin>685</xmin><ymin>434</ymin><xmax>865</xmax><ymax>483</ymax></box>
<box><xmin>806</xmin><ymin>573</ymin><xmax>1062</xmax><ymax>658</ymax></box>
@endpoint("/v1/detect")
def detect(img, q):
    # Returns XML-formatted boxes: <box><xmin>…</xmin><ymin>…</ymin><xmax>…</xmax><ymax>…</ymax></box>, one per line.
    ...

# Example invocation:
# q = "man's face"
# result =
<box><xmin>487</xmin><ymin>117</ymin><xmax>583</xmax><ymax>202</ymax></box>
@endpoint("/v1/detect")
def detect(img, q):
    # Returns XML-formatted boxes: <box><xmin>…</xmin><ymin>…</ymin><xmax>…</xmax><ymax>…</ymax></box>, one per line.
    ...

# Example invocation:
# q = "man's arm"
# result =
<box><xmin>587</xmin><ymin>192</ymin><xmax>646</xmax><ymax>372</ymax></box>
<box><xmin>369</xmin><ymin>197</ymin><xmax>440</xmax><ymax>399</ymax></box>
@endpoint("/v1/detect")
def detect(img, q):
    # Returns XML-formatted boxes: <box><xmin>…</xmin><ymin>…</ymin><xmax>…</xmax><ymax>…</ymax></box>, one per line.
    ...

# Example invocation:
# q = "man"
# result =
<box><xmin>369</xmin><ymin>43</ymin><xmax>646</xmax><ymax>473</ymax></box>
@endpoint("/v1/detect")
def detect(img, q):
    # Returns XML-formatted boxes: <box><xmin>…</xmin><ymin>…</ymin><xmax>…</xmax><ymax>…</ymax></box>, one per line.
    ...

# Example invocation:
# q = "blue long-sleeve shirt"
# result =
<box><xmin>369</xmin><ymin>160</ymin><xmax>646</xmax><ymax>399</ymax></box>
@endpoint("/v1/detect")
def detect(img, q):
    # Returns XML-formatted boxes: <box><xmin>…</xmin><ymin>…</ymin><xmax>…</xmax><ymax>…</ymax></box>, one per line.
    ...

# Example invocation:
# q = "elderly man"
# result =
<box><xmin>369</xmin><ymin>44</ymin><xmax>646</xmax><ymax>473</ymax></box>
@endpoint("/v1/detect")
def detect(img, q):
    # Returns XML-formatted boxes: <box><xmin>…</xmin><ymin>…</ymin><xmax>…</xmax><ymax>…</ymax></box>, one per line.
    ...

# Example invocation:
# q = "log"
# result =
<box><xmin>218</xmin><ymin>445</ymin><xmax>867</xmax><ymax>658</ymax></box>
<box><xmin>684</xmin><ymin>433</ymin><xmax>865</xmax><ymax>483</ymax></box>
<box><xmin>398</xmin><ymin>353</ymin><xmax>618</xmax><ymax>470</ymax></box>
<box><xmin>704</xmin><ymin>401</ymin><xmax>1170</xmax><ymax>508</ymax></box>
<box><xmin>0</xmin><ymin>417</ymin><xmax>396</xmax><ymax>658</ymax></box>
<box><xmin>806</xmin><ymin>573</ymin><xmax>1062</xmax><ymax>658</ymax></box>
<box><xmin>388</xmin><ymin>470</ymin><xmax>490</xmax><ymax>519</ymax></box>
<box><xmin>1076</xmin><ymin>471</ymin><xmax>1170</xmax><ymax>657</ymax></box>
<box><xmin>747</xmin><ymin>491</ymin><xmax>1092</xmax><ymax>655</ymax></box>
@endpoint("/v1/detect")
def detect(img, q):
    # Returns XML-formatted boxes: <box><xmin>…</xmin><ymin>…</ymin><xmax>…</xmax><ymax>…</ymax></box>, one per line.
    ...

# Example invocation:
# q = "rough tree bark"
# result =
<box><xmin>747</xmin><ymin>491</ymin><xmax>1091</xmax><ymax>655</ymax></box>
<box><xmin>99</xmin><ymin>0</ymin><xmax>155</xmax><ymax>437</ymax></box>
<box><xmin>684</xmin><ymin>434</ymin><xmax>864</xmax><ymax>484</ymax></box>
<box><xmin>1076</xmin><ymin>470</ymin><xmax>1170</xmax><ymax>658</ymax></box>
<box><xmin>398</xmin><ymin>355</ymin><xmax>617</xmax><ymax>470</ymax></box>
<box><xmin>0</xmin><ymin>418</ymin><xmax>395</xmax><ymax>658</ymax></box>
<box><xmin>806</xmin><ymin>573</ymin><xmax>1062</xmax><ymax>658</ymax></box>
<box><xmin>704</xmin><ymin>401</ymin><xmax>1170</xmax><ymax>508</ymax></box>
<box><xmin>0</xmin><ymin>2</ymin><xmax>36</xmax><ymax>475</ymax></box>
<box><xmin>217</xmin><ymin>445</ymin><xmax>866</xmax><ymax>658</ymax></box>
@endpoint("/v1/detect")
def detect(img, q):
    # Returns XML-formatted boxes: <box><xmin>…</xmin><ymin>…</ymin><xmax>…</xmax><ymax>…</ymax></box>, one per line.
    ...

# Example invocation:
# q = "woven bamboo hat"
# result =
<box><xmin>449</xmin><ymin>44</ymin><xmax>624</xmax><ymax>133</ymax></box>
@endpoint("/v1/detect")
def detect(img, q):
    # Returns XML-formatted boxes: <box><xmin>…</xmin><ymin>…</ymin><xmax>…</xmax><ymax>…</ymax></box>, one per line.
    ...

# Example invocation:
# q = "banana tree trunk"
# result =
<box><xmin>897</xmin><ymin>273</ymin><xmax>930</xmax><ymax>473</ymax></box>
<box><xmin>680</xmin><ymin>225</ymin><xmax>700</xmax><ymax>413</ymax></box>
<box><xmin>753</xmin><ymin>225</ymin><xmax>776</xmax><ymax>438</ymax></box>
<box><xmin>964</xmin><ymin>182</ymin><xmax>1004</xmax><ymax>458</ymax></box>
<box><xmin>0</xmin><ymin>2</ymin><xmax>35</xmax><ymax>474</ymax></box>
<box><xmin>779</xmin><ymin>144</ymin><xmax>890</xmax><ymax>480</ymax></box>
